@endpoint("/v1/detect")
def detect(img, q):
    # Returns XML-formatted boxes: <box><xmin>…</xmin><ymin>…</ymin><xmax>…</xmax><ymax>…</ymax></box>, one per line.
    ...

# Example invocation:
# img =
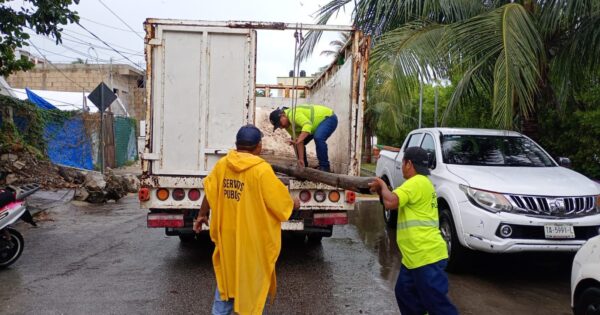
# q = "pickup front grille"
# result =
<box><xmin>508</xmin><ymin>195</ymin><xmax>597</xmax><ymax>217</ymax></box>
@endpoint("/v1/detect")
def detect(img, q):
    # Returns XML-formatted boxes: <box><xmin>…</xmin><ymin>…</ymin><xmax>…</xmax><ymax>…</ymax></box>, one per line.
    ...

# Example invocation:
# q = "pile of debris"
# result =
<box><xmin>0</xmin><ymin>150</ymin><xmax>140</xmax><ymax>203</ymax></box>
<box><xmin>0</xmin><ymin>151</ymin><xmax>75</xmax><ymax>188</ymax></box>
<box><xmin>73</xmin><ymin>169</ymin><xmax>140</xmax><ymax>203</ymax></box>
<box><xmin>255</xmin><ymin>106</ymin><xmax>316</xmax><ymax>158</ymax></box>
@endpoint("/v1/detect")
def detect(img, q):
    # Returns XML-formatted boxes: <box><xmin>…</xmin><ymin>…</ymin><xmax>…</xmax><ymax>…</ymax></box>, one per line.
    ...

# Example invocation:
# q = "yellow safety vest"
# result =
<box><xmin>393</xmin><ymin>175</ymin><xmax>448</xmax><ymax>269</ymax></box>
<box><xmin>284</xmin><ymin>104</ymin><xmax>334</xmax><ymax>135</ymax></box>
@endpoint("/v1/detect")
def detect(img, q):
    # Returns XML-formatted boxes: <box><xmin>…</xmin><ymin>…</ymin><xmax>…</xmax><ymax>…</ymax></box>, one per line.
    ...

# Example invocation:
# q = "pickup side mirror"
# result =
<box><xmin>558</xmin><ymin>157</ymin><xmax>571</xmax><ymax>168</ymax></box>
<box><xmin>427</xmin><ymin>152</ymin><xmax>436</xmax><ymax>169</ymax></box>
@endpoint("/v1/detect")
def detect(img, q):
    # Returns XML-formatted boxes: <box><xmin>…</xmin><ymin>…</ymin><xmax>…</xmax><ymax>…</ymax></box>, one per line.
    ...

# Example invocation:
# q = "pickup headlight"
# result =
<box><xmin>596</xmin><ymin>195</ymin><xmax>600</xmax><ymax>211</ymax></box>
<box><xmin>459</xmin><ymin>185</ymin><xmax>513</xmax><ymax>213</ymax></box>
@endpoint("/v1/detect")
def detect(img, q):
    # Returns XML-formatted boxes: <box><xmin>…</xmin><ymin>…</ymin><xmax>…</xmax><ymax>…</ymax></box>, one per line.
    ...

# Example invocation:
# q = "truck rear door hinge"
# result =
<box><xmin>148</xmin><ymin>38</ymin><xmax>161</xmax><ymax>46</ymax></box>
<box><xmin>141</xmin><ymin>152</ymin><xmax>160</xmax><ymax>160</ymax></box>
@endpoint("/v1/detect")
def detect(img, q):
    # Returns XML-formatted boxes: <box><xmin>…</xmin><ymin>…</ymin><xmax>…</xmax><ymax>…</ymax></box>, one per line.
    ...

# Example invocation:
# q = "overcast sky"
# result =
<box><xmin>23</xmin><ymin>0</ymin><xmax>354</xmax><ymax>85</ymax></box>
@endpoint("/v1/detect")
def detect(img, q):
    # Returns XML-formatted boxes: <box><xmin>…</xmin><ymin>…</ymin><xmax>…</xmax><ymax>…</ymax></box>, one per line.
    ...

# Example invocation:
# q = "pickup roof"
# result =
<box><xmin>376</xmin><ymin>127</ymin><xmax>600</xmax><ymax>271</ymax></box>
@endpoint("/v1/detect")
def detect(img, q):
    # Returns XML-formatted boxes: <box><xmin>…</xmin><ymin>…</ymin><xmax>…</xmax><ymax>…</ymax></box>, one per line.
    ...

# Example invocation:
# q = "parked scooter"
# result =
<box><xmin>0</xmin><ymin>183</ymin><xmax>39</xmax><ymax>268</ymax></box>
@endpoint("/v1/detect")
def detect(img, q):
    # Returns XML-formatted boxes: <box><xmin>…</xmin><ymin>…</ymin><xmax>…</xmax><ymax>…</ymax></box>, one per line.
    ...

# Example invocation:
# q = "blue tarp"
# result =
<box><xmin>25</xmin><ymin>88</ymin><xmax>58</xmax><ymax>110</ymax></box>
<box><xmin>25</xmin><ymin>89</ymin><xmax>94</xmax><ymax>170</ymax></box>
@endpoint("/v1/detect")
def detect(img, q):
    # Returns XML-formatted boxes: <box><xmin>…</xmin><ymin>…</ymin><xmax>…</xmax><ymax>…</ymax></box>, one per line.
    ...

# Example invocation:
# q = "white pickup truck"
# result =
<box><xmin>376</xmin><ymin>128</ymin><xmax>600</xmax><ymax>271</ymax></box>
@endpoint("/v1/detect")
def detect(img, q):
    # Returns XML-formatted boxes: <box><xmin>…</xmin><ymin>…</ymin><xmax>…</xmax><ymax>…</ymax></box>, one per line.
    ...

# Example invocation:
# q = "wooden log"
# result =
<box><xmin>270</xmin><ymin>162</ymin><xmax>376</xmax><ymax>193</ymax></box>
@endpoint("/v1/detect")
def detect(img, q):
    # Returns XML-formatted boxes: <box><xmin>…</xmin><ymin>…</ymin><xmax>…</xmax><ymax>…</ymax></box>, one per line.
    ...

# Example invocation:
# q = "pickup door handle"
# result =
<box><xmin>395</xmin><ymin>166</ymin><xmax>402</xmax><ymax>169</ymax></box>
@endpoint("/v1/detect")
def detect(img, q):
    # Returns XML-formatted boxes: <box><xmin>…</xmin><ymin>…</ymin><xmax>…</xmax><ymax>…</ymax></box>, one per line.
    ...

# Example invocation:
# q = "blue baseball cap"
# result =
<box><xmin>236</xmin><ymin>124</ymin><xmax>263</xmax><ymax>146</ymax></box>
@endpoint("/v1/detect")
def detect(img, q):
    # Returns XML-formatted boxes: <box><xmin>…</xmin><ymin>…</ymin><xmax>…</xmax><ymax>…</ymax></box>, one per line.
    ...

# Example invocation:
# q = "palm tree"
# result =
<box><xmin>319</xmin><ymin>32</ymin><xmax>351</xmax><ymax>57</ymax></box>
<box><xmin>304</xmin><ymin>0</ymin><xmax>600</xmax><ymax>137</ymax></box>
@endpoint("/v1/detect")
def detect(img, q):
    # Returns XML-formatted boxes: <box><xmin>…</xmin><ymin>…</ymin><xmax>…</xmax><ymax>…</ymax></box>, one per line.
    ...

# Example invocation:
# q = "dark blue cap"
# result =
<box><xmin>236</xmin><ymin>124</ymin><xmax>263</xmax><ymax>146</ymax></box>
<box><xmin>269</xmin><ymin>108</ymin><xmax>284</xmax><ymax>131</ymax></box>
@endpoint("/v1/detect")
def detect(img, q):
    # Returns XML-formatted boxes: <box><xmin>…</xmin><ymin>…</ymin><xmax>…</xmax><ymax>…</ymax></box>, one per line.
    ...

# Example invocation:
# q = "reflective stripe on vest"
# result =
<box><xmin>397</xmin><ymin>219</ymin><xmax>439</xmax><ymax>230</ymax></box>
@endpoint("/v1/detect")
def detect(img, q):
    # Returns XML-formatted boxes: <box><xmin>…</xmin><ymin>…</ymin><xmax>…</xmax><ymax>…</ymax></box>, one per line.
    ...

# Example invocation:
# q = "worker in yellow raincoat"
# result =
<box><xmin>193</xmin><ymin>124</ymin><xmax>299</xmax><ymax>315</ymax></box>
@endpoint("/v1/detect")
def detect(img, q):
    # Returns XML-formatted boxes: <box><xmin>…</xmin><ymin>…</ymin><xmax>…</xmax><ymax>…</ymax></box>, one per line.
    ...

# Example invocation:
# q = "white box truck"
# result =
<box><xmin>138</xmin><ymin>19</ymin><xmax>370</xmax><ymax>243</ymax></box>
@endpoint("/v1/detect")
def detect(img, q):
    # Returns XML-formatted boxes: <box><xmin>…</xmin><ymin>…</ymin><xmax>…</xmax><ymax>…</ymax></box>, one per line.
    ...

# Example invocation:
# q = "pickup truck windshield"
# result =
<box><xmin>441</xmin><ymin>135</ymin><xmax>555</xmax><ymax>167</ymax></box>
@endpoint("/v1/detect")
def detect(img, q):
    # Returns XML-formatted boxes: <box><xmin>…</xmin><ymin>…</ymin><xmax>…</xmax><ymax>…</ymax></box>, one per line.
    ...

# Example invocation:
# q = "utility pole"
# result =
<box><xmin>109</xmin><ymin>57</ymin><xmax>113</xmax><ymax>90</ymax></box>
<box><xmin>434</xmin><ymin>85</ymin><xmax>439</xmax><ymax>128</ymax></box>
<box><xmin>418</xmin><ymin>78</ymin><xmax>423</xmax><ymax>128</ymax></box>
<box><xmin>100</xmin><ymin>84</ymin><xmax>105</xmax><ymax>174</ymax></box>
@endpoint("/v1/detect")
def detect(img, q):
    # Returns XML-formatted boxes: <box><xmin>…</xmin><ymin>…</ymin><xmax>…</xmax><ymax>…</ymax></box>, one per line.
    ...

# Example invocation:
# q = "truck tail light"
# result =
<box><xmin>314</xmin><ymin>190</ymin><xmax>326</xmax><ymax>203</ymax></box>
<box><xmin>346</xmin><ymin>191</ymin><xmax>356</xmax><ymax>204</ymax></box>
<box><xmin>156</xmin><ymin>188</ymin><xmax>169</xmax><ymax>201</ymax></box>
<box><xmin>188</xmin><ymin>189</ymin><xmax>201</xmax><ymax>201</ymax></box>
<box><xmin>299</xmin><ymin>190</ymin><xmax>311</xmax><ymax>203</ymax></box>
<box><xmin>314</xmin><ymin>212</ymin><xmax>348</xmax><ymax>226</ymax></box>
<box><xmin>172</xmin><ymin>188</ymin><xmax>185</xmax><ymax>201</ymax></box>
<box><xmin>147</xmin><ymin>214</ymin><xmax>184</xmax><ymax>228</ymax></box>
<box><xmin>328</xmin><ymin>191</ymin><xmax>340</xmax><ymax>202</ymax></box>
<box><xmin>138</xmin><ymin>188</ymin><xmax>150</xmax><ymax>201</ymax></box>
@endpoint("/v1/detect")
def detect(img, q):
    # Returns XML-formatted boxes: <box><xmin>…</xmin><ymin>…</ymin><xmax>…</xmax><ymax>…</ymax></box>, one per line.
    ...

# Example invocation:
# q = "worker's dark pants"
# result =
<box><xmin>395</xmin><ymin>259</ymin><xmax>458</xmax><ymax>315</ymax></box>
<box><xmin>302</xmin><ymin>114</ymin><xmax>338</xmax><ymax>171</ymax></box>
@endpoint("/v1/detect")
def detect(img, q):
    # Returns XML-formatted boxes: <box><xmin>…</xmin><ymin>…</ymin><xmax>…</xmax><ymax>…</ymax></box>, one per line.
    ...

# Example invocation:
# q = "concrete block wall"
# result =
<box><xmin>6</xmin><ymin>64</ymin><xmax>146</xmax><ymax>120</ymax></box>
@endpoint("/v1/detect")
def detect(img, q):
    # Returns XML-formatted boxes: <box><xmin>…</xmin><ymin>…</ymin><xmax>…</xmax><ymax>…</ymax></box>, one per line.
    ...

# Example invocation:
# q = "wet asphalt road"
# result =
<box><xmin>0</xmin><ymin>195</ymin><xmax>574</xmax><ymax>314</ymax></box>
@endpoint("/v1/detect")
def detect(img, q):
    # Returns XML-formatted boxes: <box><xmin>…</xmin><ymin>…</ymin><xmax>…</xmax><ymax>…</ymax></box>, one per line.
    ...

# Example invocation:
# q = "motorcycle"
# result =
<box><xmin>0</xmin><ymin>183</ymin><xmax>39</xmax><ymax>268</ymax></box>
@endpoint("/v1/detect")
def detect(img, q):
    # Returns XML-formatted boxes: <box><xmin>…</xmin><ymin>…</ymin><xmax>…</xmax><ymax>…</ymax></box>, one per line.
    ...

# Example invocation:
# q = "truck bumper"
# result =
<box><xmin>457</xmin><ymin>201</ymin><xmax>600</xmax><ymax>253</ymax></box>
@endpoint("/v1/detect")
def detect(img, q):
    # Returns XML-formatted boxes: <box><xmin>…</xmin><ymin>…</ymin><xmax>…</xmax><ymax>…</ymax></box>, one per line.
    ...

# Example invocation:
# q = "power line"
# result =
<box><xmin>97</xmin><ymin>0</ymin><xmax>144</xmax><ymax>40</ymax></box>
<box><xmin>62</xmin><ymin>29</ymin><xmax>143</xmax><ymax>54</ymax></box>
<box><xmin>27</xmin><ymin>40</ymin><xmax>87</xmax><ymax>91</ymax></box>
<box><xmin>76</xmin><ymin>22</ymin><xmax>145</xmax><ymax>71</ymax></box>
<box><xmin>6</xmin><ymin>87</ymin><xmax>84</xmax><ymax>111</ymax></box>
<box><xmin>30</xmin><ymin>46</ymin><xmax>83</xmax><ymax>61</ymax></box>
<box><xmin>80</xmin><ymin>16</ymin><xmax>144</xmax><ymax>35</ymax></box>
<box><xmin>26</xmin><ymin>29</ymin><xmax>116</xmax><ymax>63</ymax></box>
<box><xmin>61</xmin><ymin>34</ymin><xmax>144</xmax><ymax>57</ymax></box>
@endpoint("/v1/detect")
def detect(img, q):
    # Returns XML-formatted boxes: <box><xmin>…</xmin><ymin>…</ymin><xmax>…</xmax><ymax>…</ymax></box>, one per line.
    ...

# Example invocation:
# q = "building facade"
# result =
<box><xmin>6</xmin><ymin>63</ymin><xmax>146</xmax><ymax>121</ymax></box>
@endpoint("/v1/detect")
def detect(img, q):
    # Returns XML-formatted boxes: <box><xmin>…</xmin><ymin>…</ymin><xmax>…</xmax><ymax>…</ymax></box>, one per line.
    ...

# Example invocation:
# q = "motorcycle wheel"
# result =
<box><xmin>0</xmin><ymin>228</ymin><xmax>24</xmax><ymax>268</ymax></box>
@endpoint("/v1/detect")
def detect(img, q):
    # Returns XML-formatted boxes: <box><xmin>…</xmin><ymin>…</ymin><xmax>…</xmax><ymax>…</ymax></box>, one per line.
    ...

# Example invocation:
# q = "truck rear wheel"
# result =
<box><xmin>381</xmin><ymin>178</ymin><xmax>397</xmax><ymax>229</ymax></box>
<box><xmin>307</xmin><ymin>234</ymin><xmax>323</xmax><ymax>244</ymax></box>
<box><xmin>178</xmin><ymin>234</ymin><xmax>196</xmax><ymax>243</ymax></box>
<box><xmin>439</xmin><ymin>207</ymin><xmax>469</xmax><ymax>273</ymax></box>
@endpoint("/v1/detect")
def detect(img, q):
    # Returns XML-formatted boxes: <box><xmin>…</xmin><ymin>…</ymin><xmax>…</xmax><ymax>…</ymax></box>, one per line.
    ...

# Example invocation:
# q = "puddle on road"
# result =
<box><xmin>349</xmin><ymin>200</ymin><xmax>401</xmax><ymax>287</ymax></box>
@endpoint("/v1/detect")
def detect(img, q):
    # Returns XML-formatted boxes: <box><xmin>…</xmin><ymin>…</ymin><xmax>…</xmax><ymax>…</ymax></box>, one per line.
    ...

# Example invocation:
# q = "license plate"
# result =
<box><xmin>281</xmin><ymin>220</ymin><xmax>304</xmax><ymax>231</ymax></box>
<box><xmin>544</xmin><ymin>224</ymin><xmax>575</xmax><ymax>239</ymax></box>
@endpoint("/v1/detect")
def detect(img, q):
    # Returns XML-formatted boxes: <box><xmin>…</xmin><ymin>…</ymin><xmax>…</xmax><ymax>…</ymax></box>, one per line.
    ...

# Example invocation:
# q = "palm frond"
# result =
<box><xmin>299</xmin><ymin>0</ymin><xmax>352</xmax><ymax>61</ymax></box>
<box><xmin>444</xmin><ymin>3</ymin><xmax>543</xmax><ymax>129</ymax></box>
<box><xmin>371</xmin><ymin>21</ymin><xmax>446</xmax><ymax>82</ymax></box>
<box><xmin>549</xmin><ymin>14</ymin><xmax>600</xmax><ymax>107</ymax></box>
<box><xmin>537</xmin><ymin>0</ymin><xmax>600</xmax><ymax>40</ymax></box>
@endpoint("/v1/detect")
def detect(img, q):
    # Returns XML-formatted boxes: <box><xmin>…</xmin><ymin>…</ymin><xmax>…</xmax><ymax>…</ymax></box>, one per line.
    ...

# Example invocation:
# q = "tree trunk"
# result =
<box><xmin>521</xmin><ymin>114</ymin><xmax>539</xmax><ymax>141</ymax></box>
<box><xmin>270</xmin><ymin>162</ymin><xmax>375</xmax><ymax>193</ymax></box>
<box><xmin>364</xmin><ymin>124</ymin><xmax>373</xmax><ymax>164</ymax></box>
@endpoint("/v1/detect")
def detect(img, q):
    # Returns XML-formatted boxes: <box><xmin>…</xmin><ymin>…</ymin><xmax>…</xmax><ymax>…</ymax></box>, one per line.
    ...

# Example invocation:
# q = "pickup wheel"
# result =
<box><xmin>574</xmin><ymin>286</ymin><xmax>600</xmax><ymax>315</ymax></box>
<box><xmin>439</xmin><ymin>207</ymin><xmax>469</xmax><ymax>273</ymax></box>
<box><xmin>381</xmin><ymin>178</ymin><xmax>397</xmax><ymax>229</ymax></box>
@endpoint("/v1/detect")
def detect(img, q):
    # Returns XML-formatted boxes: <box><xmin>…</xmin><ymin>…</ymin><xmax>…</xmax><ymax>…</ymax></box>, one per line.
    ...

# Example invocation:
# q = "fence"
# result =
<box><xmin>1</xmin><ymin>95</ymin><xmax>138</xmax><ymax>170</ymax></box>
<box><xmin>113</xmin><ymin>116</ymin><xmax>138</xmax><ymax>167</ymax></box>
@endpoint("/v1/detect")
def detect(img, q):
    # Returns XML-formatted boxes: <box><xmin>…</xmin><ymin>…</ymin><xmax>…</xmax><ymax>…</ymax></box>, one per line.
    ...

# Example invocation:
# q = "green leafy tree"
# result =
<box><xmin>0</xmin><ymin>0</ymin><xmax>80</xmax><ymax>76</ymax></box>
<box><xmin>305</xmin><ymin>0</ymin><xmax>600</xmax><ymax>138</ymax></box>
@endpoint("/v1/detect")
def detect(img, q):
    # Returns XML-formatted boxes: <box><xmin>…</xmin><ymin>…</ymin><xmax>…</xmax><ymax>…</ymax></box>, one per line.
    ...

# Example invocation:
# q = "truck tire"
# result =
<box><xmin>439</xmin><ymin>207</ymin><xmax>469</xmax><ymax>273</ymax></box>
<box><xmin>574</xmin><ymin>286</ymin><xmax>600</xmax><ymax>315</ymax></box>
<box><xmin>381</xmin><ymin>178</ymin><xmax>397</xmax><ymax>229</ymax></box>
<box><xmin>307</xmin><ymin>234</ymin><xmax>323</xmax><ymax>245</ymax></box>
<box><xmin>178</xmin><ymin>234</ymin><xmax>196</xmax><ymax>243</ymax></box>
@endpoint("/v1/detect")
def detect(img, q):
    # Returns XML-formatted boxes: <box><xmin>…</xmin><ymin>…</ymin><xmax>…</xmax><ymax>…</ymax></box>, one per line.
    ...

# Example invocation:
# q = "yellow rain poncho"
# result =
<box><xmin>204</xmin><ymin>150</ymin><xmax>293</xmax><ymax>314</ymax></box>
